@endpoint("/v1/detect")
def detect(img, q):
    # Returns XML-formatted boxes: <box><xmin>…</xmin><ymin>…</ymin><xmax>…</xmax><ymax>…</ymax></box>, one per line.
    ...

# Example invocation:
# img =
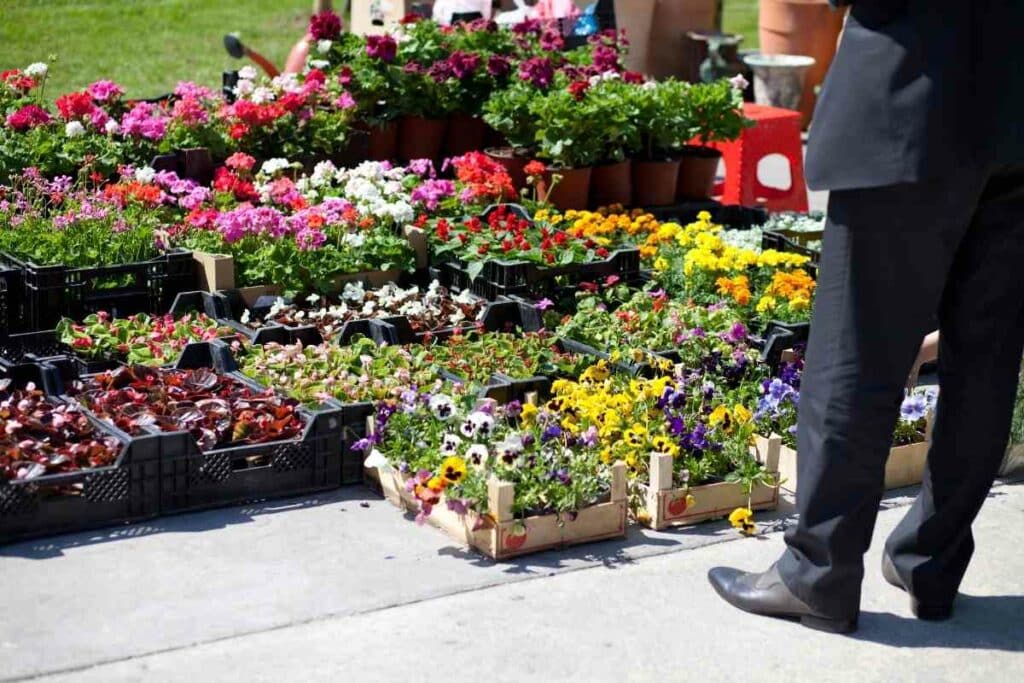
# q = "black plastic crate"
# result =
<box><xmin>641</xmin><ymin>200</ymin><xmax>769</xmax><ymax>229</ymax></box>
<box><xmin>0</xmin><ymin>265</ymin><xmax>20</xmax><ymax>340</ymax></box>
<box><xmin>2</xmin><ymin>249</ymin><xmax>197</xmax><ymax>333</ymax></box>
<box><xmin>121</xmin><ymin>342</ymin><xmax>349</xmax><ymax>513</ymax></box>
<box><xmin>761</xmin><ymin>230</ymin><xmax>821</xmax><ymax>270</ymax></box>
<box><xmin>340</xmin><ymin>401</ymin><xmax>375</xmax><ymax>484</ymax></box>
<box><xmin>369</xmin><ymin>299</ymin><xmax>543</xmax><ymax>346</ymax></box>
<box><xmin>0</xmin><ymin>408</ymin><xmax>161</xmax><ymax>545</ymax></box>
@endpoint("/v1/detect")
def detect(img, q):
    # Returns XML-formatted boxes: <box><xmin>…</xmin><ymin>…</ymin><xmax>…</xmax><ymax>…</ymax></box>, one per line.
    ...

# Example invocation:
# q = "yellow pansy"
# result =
<box><xmin>520</xmin><ymin>402</ymin><xmax>538</xmax><ymax>423</ymax></box>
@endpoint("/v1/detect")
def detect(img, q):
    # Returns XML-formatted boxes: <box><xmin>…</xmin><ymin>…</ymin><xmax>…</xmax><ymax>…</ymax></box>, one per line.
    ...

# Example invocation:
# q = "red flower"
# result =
<box><xmin>72</xmin><ymin>336</ymin><xmax>93</xmax><ymax>349</ymax></box>
<box><xmin>477</xmin><ymin>242</ymin><xmax>490</xmax><ymax>255</ymax></box>
<box><xmin>580</xmin><ymin>282</ymin><xmax>598</xmax><ymax>293</ymax></box>
<box><xmin>623</xmin><ymin>71</ymin><xmax>645</xmax><ymax>84</ymax></box>
<box><xmin>605</xmin><ymin>275</ymin><xmax>620</xmax><ymax>287</ymax></box>
<box><xmin>366</xmin><ymin>35</ymin><xmax>398</xmax><ymax>63</ymax></box>
<box><xmin>55</xmin><ymin>91</ymin><xmax>95</xmax><ymax>121</ymax></box>
<box><xmin>400</xmin><ymin>13</ymin><xmax>423</xmax><ymax>25</ymax></box>
<box><xmin>229</xmin><ymin>123</ymin><xmax>249</xmax><ymax>139</ymax></box>
<box><xmin>568</xmin><ymin>80</ymin><xmax>590</xmax><ymax>101</ymax></box>
<box><xmin>6</xmin><ymin>104</ymin><xmax>51</xmax><ymax>131</ymax></box>
<box><xmin>1</xmin><ymin>69</ymin><xmax>36</xmax><ymax>92</ymax></box>
<box><xmin>309</xmin><ymin>10</ymin><xmax>342</xmax><ymax>40</ymax></box>
<box><xmin>524</xmin><ymin>161</ymin><xmax>547</xmax><ymax>178</ymax></box>
<box><xmin>596</xmin><ymin>247</ymin><xmax>610</xmax><ymax>259</ymax></box>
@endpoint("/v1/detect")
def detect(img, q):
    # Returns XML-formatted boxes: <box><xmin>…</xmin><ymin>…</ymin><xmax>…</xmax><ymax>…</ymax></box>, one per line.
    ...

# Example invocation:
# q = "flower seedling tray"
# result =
<box><xmin>435</xmin><ymin>248</ymin><xmax>642</xmax><ymax>301</ymax></box>
<box><xmin>637</xmin><ymin>435</ymin><xmax>782</xmax><ymax>531</ymax></box>
<box><xmin>370</xmin><ymin>457</ymin><xmax>628</xmax><ymax>561</ymax></box>
<box><xmin>141</xmin><ymin>342</ymin><xmax>349</xmax><ymax>512</ymax></box>
<box><xmin>0</xmin><ymin>249</ymin><xmax>197</xmax><ymax>334</ymax></box>
<box><xmin>369</xmin><ymin>298</ymin><xmax>543</xmax><ymax>346</ymax></box>
<box><xmin>0</xmin><ymin>404</ymin><xmax>161</xmax><ymax>545</ymax></box>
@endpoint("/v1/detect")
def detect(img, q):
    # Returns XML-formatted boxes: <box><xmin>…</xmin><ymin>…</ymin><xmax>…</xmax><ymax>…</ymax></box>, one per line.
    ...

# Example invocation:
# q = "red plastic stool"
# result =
<box><xmin>708</xmin><ymin>103</ymin><xmax>808</xmax><ymax>212</ymax></box>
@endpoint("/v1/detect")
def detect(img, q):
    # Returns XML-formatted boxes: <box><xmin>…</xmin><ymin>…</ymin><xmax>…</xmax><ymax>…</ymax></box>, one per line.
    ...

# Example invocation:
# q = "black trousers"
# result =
<box><xmin>777</xmin><ymin>163</ymin><xmax>1024</xmax><ymax>618</ymax></box>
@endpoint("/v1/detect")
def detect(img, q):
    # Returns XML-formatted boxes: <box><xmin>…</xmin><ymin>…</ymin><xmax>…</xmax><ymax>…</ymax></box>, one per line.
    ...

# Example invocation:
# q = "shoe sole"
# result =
<box><xmin>709</xmin><ymin>578</ymin><xmax>858</xmax><ymax>634</ymax></box>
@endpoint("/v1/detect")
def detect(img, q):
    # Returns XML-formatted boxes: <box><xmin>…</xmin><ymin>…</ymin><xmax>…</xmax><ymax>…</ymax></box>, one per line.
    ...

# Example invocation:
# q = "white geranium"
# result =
<box><xmin>234</xmin><ymin>79</ymin><xmax>255</xmax><ymax>96</ymax></box>
<box><xmin>317</xmin><ymin>39</ymin><xmax>333</xmax><ymax>54</ymax></box>
<box><xmin>103</xmin><ymin>119</ymin><xmax>120</xmax><ymax>135</ymax></box>
<box><xmin>250</xmin><ymin>86</ymin><xmax>276</xmax><ymax>104</ymax></box>
<box><xmin>260</xmin><ymin>158</ymin><xmax>292</xmax><ymax>176</ymax></box>
<box><xmin>24</xmin><ymin>62</ymin><xmax>48</xmax><ymax>77</ymax></box>
<box><xmin>134</xmin><ymin>166</ymin><xmax>156</xmax><ymax>183</ymax></box>
<box><xmin>271</xmin><ymin>72</ymin><xmax>302</xmax><ymax>94</ymax></box>
<box><xmin>343</xmin><ymin>231</ymin><xmax>366</xmax><ymax>248</ymax></box>
<box><xmin>238</xmin><ymin>66</ymin><xmax>258</xmax><ymax>80</ymax></box>
<box><xmin>64</xmin><ymin>121</ymin><xmax>85</xmax><ymax>138</ymax></box>
<box><xmin>342</xmin><ymin>281</ymin><xmax>366</xmax><ymax>303</ymax></box>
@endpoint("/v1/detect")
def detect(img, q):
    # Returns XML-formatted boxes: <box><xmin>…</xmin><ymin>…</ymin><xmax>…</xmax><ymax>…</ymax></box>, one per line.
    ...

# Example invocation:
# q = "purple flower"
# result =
<box><xmin>446</xmin><ymin>498</ymin><xmax>469</xmax><ymax>516</ymax></box>
<box><xmin>724</xmin><ymin>322</ymin><xmax>748</xmax><ymax>344</ymax></box>
<box><xmin>549</xmin><ymin>469</ymin><xmax>572</xmax><ymax>486</ymax></box>
<box><xmin>540</xmin><ymin>29</ymin><xmax>564</xmax><ymax>52</ymax></box>
<box><xmin>900</xmin><ymin>394</ymin><xmax>929</xmax><ymax>423</ymax></box>
<box><xmin>504</xmin><ymin>400</ymin><xmax>523</xmax><ymax>418</ymax></box>
<box><xmin>580</xmin><ymin>425</ymin><xmax>599</xmax><ymax>447</ymax></box>
<box><xmin>592</xmin><ymin>45</ymin><xmax>621</xmax><ymax>72</ymax></box>
<box><xmin>541</xmin><ymin>424</ymin><xmax>563</xmax><ymax>443</ymax></box>
<box><xmin>366</xmin><ymin>35</ymin><xmax>397</xmax><ymax>63</ymax></box>
<box><xmin>535</xmin><ymin>298</ymin><xmax>554</xmax><ymax>311</ymax></box>
<box><xmin>487</xmin><ymin>55</ymin><xmax>511</xmax><ymax>78</ymax></box>
<box><xmin>408</xmin><ymin>158</ymin><xmax>436</xmax><ymax>179</ymax></box>
<box><xmin>410</xmin><ymin>179</ymin><xmax>455</xmax><ymax>210</ymax></box>
<box><xmin>518</xmin><ymin>57</ymin><xmax>555</xmax><ymax>89</ymax></box>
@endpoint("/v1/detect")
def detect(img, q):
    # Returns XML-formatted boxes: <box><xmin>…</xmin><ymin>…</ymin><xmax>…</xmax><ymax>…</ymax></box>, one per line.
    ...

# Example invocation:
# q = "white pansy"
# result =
<box><xmin>465</xmin><ymin>444</ymin><xmax>489</xmax><ymax>467</ymax></box>
<box><xmin>429</xmin><ymin>394</ymin><xmax>456</xmax><ymax>419</ymax></box>
<box><xmin>135</xmin><ymin>166</ymin><xmax>156</xmax><ymax>183</ymax></box>
<box><xmin>24</xmin><ymin>62</ymin><xmax>48</xmax><ymax>77</ymax></box>
<box><xmin>441</xmin><ymin>433</ymin><xmax>463</xmax><ymax>453</ymax></box>
<box><xmin>469</xmin><ymin>411</ymin><xmax>495</xmax><ymax>437</ymax></box>
<box><xmin>64</xmin><ymin>121</ymin><xmax>85</xmax><ymax>138</ymax></box>
<box><xmin>317</xmin><ymin>39</ymin><xmax>333</xmax><ymax>54</ymax></box>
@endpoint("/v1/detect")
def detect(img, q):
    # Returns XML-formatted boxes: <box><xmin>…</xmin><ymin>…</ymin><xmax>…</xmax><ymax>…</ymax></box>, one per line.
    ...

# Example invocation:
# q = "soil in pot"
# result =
<box><xmin>540</xmin><ymin>167</ymin><xmax>593</xmax><ymax>211</ymax></box>
<box><xmin>485</xmin><ymin>147</ymin><xmax>530</xmax><ymax>193</ymax></box>
<box><xmin>444</xmin><ymin>113</ymin><xmax>489</xmax><ymax>159</ymax></box>
<box><xmin>677</xmin><ymin>146</ymin><xmax>722</xmax><ymax>200</ymax></box>
<box><xmin>366</xmin><ymin>120</ymin><xmax>399</xmax><ymax>162</ymax></box>
<box><xmin>589</xmin><ymin>160</ymin><xmax>633</xmax><ymax>209</ymax></box>
<box><xmin>633</xmin><ymin>158</ymin><xmax>681</xmax><ymax>207</ymax></box>
<box><xmin>398</xmin><ymin>116</ymin><xmax>447</xmax><ymax>164</ymax></box>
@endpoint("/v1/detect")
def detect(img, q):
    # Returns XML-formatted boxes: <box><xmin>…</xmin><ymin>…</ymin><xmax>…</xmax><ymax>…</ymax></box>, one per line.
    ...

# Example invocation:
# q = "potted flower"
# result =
<box><xmin>528</xmin><ymin>77</ymin><xmax>605</xmax><ymax>210</ymax></box>
<box><xmin>630</xmin><ymin>79</ymin><xmax>692</xmax><ymax>207</ymax></box>
<box><xmin>481</xmin><ymin>81</ymin><xmax>539</xmax><ymax>190</ymax></box>
<box><xmin>677</xmin><ymin>77</ymin><xmax>749</xmax><ymax>200</ymax></box>
<box><xmin>585</xmin><ymin>75</ymin><xmax>640</xmax><ymax>209</ymax></box>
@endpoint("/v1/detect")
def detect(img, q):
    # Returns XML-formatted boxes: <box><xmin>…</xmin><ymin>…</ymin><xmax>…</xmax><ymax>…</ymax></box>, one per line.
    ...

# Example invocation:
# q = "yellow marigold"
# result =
<box><xmin>790</xmin><ymin>295</ymin><xmax>811</xmax><ymax>311</ymax></box>
<box><xmin>640</xmin><ymin>245</ymin><xmax>658</xmax><ymax>260</ymax></box>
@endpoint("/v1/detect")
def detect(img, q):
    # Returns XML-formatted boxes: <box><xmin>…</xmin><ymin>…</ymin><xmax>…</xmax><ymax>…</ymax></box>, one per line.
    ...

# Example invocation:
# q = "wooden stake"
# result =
<box><xmin>611</xmin><ymin>461</ymin><xmax>627</xmax><ymax>502</ymax></box>
<box><xmin>487</xmin><ymin>477</ymin><xmax>514</xmax><ymax>523</ymax></box>
<box><xmin>649</xmin><ymin>452</ymin><xmax>674</xmax><ymax>492</ymax></box>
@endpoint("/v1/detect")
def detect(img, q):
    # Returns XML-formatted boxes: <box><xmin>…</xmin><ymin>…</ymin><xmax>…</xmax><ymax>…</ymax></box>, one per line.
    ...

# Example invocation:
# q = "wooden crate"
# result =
<box><xmin>369</xmin><ymin>461</ymin><xmax>628</xmax><ymax>560</ymax></box>
<box><xmin>637</xmin><ymin>435</ymin><xmax>782</xmax><ymax>531</ymax></box>
<box><xmin>777</xmin><ymin>438</ymin><xmax>931</xmax><ymax>493</ymax></box>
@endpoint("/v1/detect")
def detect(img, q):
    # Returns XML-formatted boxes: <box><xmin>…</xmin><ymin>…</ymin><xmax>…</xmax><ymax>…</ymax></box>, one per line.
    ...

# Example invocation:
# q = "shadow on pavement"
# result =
<box><xmin>856</xmin><ymin>594</ymin><xmax>1024</xmax><ymax>651</ymax></box>
<box><xmin>0</xmin><ymin>487</ymin><xmax>371</xmax><ymax>560</ymax></box>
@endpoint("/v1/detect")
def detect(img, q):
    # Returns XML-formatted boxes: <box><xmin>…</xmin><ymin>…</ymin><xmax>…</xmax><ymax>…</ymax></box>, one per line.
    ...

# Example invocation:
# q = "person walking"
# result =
<box><xmin>708</xmin><ymin>0</ymin><xmax>1024</xmax><ymax>633</ymax></box>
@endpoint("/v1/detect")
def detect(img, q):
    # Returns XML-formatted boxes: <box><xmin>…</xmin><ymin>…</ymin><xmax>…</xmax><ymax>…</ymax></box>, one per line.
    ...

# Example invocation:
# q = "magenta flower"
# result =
<box><xmin>334</xmin><ymin>91</ymin><xmax>357</xmax><ymax>110</ymax></box>
<box><xmin>448</xmin><ymin>51</ymin><xmax>481</xmax><ymax>80</ymax></box>
<box><xmin>309</xmin><ymin>9</ymin><xmax>342</xmax><ymax>40</ymax></box>
<box><xmin>6</xmin><ymin>104</ymin><xmax>51</xmax><ymax>131</ymax></box>
<box><xmin>486</xmin><ymin>55</ymin><xmax>511</xmax><ymax>78</ymax></box>
<box><xmin>518</xmin><ymin>57</ymin><xmax>555</xmax><ymax>89</ymax></box>
<box><xmin>535</xmin><ymin>298</ymin><xmax>554</xmax><ymax>311</ymax></box>
<box><xmin>366</xmin><ymin>35</ymin><xmax>397</xmax><ymax>63</ymax></box>
<box><xmin>174</xmin><ymin>81</ymin><xmax>217</xmax><ymax>100</ymax></box>
<box><xmin>410</xmin><ymin>179</ymin><xmax>455</xmax><ymax>210</ymax></box>
<box><xmin>120</xmin><ymin>102</ymin><xmax>168</xmax><ymax>141</ymax></box>
<box><xmin>296</xmin><ymin>227</ymin><xmax>327</xmax><ymax>251</ymax></box>
<box><xmin>86</xmin><ymin>80</ymin><xmax>124</xmax><ymax>102</ymax></box>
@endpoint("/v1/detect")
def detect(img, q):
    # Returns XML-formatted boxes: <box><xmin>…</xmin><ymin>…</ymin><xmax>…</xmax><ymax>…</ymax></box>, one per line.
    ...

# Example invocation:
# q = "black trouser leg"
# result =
<box><xmin>776</xmin><ymin>170</ymin><xmax>989</xmax><ymax>618</ymax></box>
<box><xmin>885</xmin><ymin>165</ymin><xmax>1024</xmax><ymax>604</ymax></box>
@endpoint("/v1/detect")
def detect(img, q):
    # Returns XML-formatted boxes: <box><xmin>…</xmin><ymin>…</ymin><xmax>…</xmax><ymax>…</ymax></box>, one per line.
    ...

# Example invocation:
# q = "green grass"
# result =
<box><xmin>1</xmin><ymin>0</ymin><xmax>761</xmax><ymax>100</ymax></box>
<box><xmin>722</xmin><ymin>0</ymin><xmax>759</xmax><ymax>50</ymax></box>
<box><xmin>0</xmin><ymin>0</ymin><xmax>313</xmax><ymax>100</ymax></box>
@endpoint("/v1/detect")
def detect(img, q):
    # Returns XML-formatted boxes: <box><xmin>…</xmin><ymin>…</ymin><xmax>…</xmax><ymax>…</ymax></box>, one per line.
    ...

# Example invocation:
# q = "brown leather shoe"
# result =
<box><xmin>708</xmin><ymin>564</ymin><xmax>858</xmax><ymax>634</ymax></box>
<box><xmin>881</xmin><ymin>553</ymin><xmax>954</xmax><ymax>621</ymax></box>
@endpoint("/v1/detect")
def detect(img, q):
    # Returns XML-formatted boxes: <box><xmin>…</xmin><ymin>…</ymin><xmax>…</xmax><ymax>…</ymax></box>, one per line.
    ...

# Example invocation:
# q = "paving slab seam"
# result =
<box><xmin>5</xmin><ymin>478</ymin><xmax>1019</xmax><ymax>683</ymax></box>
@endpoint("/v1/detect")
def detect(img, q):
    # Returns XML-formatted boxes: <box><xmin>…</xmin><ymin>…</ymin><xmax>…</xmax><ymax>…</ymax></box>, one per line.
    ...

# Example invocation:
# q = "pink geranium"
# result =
<box><xmin>86</xmin><ymin>80</ymin><xmax>124</xmax><ymax>102</ymax></box>
<box><xmin>120</xmin><ymin>102</ymin><xmax>168</xmax><ymax>141</ymax></box>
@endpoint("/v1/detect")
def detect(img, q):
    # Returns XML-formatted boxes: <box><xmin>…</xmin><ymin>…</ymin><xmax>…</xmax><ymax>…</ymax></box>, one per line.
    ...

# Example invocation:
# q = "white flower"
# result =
<box><xmin>342</xmin><ymin>231</ymin><xmax>366</xmax><ymax>248</ymax></box>
<box><xmin>361</xmin><ymin>301</ymin><xmax>376</xmax><ymax>316</ymax></box>
<box><xmin>641</xmin><ymin>80</ymin><xmax>658</xmax><ymax>91</ymax></box>
<box><xmin>317</xmin><ymin>39</ymin><xmax>333</xmax><ymax>54</ymax></box>
<box><xmin>238</xmin><ymin>66</ymin><xmax>258</xmax><ymax>80</ymax></box>
<box><xmin>260</xmin><ymin>158</ymin><xmax>292</xmax><ymax>176</ymax></box>
<box><xmin>306</xmin><ymin>293</ymin><xmax>320</xmax><ymax>305</ymax></box>
<box><xmin>64</xmin><ymin>121</ymin><xmax>85</xmax><ymax>138</ymax></box>
<box><xmin>308</xmin><ymin>59</ymin><xmax>331</xmax><ymax>70</ymax></box>
<box><xmin>441</xmin><ymin>433</ymin><xmax>463</xmax><ymax>454</ymax></box>
<box><xmin>104</xmin><ymin>119</ymin><xmax>120</xmax><ymax>135</ymax></box>
<box><xmin>429</xmin><ymin>394</ymin><xmax>456</xmax><ymax>420</ymax></box>
<box><xmin>250</xmin><ymin>86</ymin><xmax>276</xmax><ymax>104</ymax></box>
<box><xmin>268</xmin><ymin>297</ymin><xmax>287</xmax><ymax>318</ymax></box>
<box><xmin>24</xmin><ymin>62</ymin><xmax>48</xmax><ymax>77</ymax></box>
<box><xmin>495</xmin><ymin>436</ymin><xmax>524</xmax><ymax>466</ymax></box>
<box><xmin>465</xmin><ymin>444</ymin><xmax>489</xmax><ymax>467</ymax></box>
<box><xmin>453</xmin><ymin>289</ymin><xmax>477</xmax><ymax>305</ymax></box>
<box><xmin>240</xmin><ymin>309</ymin><xmax>251</xmax><ymax>325</ymax></box>
<box><xmin>135</xmin><ymin>166</ymin><xmax>156</xmax><ymax>183</ymax></box>
<box><xmin>729</xmin><ymin>74</ymin><xmax>750</xmax><ymax>91</ymax></box>
<box><xmin>234</xmin><ymin>79</ymin><xmax>255</xmax><ymax>96</ymax></box>
<box><xmin>271</xmin><ymin>73</ymin><xmax>302</xmax><ymax>94</ymax></box>
<box><xmin>469</xmin><ymin>411</ymin><xmax>495</xmax><ymax>437</ymax></box>
<box><xmin>459</xmin><ymin>418</ymin><xmax>477</xmax><ymax>438</ymax></box>
<box><xmin>363</xmin><ymin>449</ymin><xmax>388</xmax><ymax>468</ymax></box>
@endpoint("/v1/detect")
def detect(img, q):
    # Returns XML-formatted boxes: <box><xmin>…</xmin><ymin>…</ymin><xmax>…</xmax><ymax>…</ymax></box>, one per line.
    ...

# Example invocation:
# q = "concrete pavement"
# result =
<box><xmin>1</xmin><ymin>477</ymin><xmax>1021</xmax><ymax>682</ymax></box>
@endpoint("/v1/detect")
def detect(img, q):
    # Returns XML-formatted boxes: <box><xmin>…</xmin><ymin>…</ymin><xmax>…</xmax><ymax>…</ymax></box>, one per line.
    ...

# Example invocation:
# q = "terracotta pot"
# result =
<box><xmin>759</xmin><ymin>0</ymin><xmax>846</xmax><ymax>127</ymax></box>
<box><xmin>677</xmin><ymin>146</ymin><xmax>722</xmax><ymax>200</ymax></box>
<box><xmin>398</xmin><ymin>116</ymin><xmax>447</xmax><ymax>163</ymax></box>
<box><xmin>633</xmin><ymin>159</ymin><xmax>681</xmax><ymax>207</ymax></box>
<box><xmin>540</xmin><ymin>167</ymin><xmax>593</xmax><ymax>211</ymax></box>
<box><xmin>444</xmin><ymin>113</ymin><xmax>489</xmax><ymax>159</ymax></box>
<box><xmin>485</xmin><ymin>147</ymin><xmax>530</xmax><ymax>193</ymax></box>
<box><xmin>366</xmin><ymin>120</ymin><xmax>399</xmax><ymax>162</ymax></box>
<box><xmin>589</xmin><ymin>160</ymin><xmax>633</xmax><ymax>209</ymax></box>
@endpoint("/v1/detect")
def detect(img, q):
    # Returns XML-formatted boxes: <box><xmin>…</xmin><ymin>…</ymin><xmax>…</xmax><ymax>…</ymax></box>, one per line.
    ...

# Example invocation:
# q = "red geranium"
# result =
<box><xmin>524</xmin><ymin>161</ymin><xmax>547</xmax><ymax>178</ymax></box>
<box><xmin>5</xmin><ymin>104</ymin><xmax>51</xmax><ymax>131</ymax></box>
<box><xmin>1</xmin><ymin>69</ymin><xmax>36</xmax><ymax>92</ymax></box>
<box><xmin>55</xmin><ymin>91</ymin><xmax>95</xmax><ymax>121</ymax></box>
